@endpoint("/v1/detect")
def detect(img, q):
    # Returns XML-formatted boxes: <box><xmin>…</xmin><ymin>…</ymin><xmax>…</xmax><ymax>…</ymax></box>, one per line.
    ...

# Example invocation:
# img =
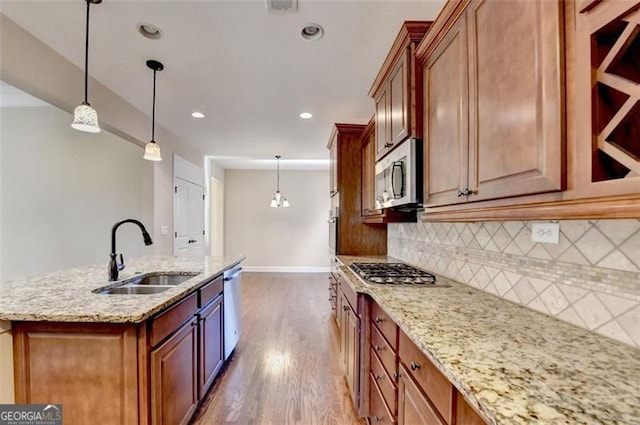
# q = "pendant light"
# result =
<box><xmin>270</xmin><ymin>155</ymin><xmax>290</xmax><ymax>208</ymax></box>
<box><xmin>143</xmin><ymin>60</ymin><xmax>164</xmax><ymax>161</ymax></box>
<box><xmin>71</xmin><ymin>0</ymin><xmax>102</xmax><ymax>133</ymax></box>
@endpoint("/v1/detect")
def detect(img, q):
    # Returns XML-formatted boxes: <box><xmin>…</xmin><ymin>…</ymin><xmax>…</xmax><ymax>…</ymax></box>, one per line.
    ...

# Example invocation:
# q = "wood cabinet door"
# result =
<box><xmin>362</xmin><ymin>124</ymin><xmax>379</xmax><ymax>216</ymax></box>
<box><xmin>198</xmin><ymin>294</ymin><xmax>224</xmax><ymax>398</ymax></box>
<box><xmin>423</xmin><ymin>14</ymin><xmax>469</xmax><ymax>207</ymax></box>
<box><xmin>456</xmin><ymin>392</ymin><xmax>487</xmax><ymax>425</ymax></box>
<box><xmin>467</xmin><ymin>0</ymin><xmax>564</xmax><ymax>201</ymax></box>
<box><xmin>376</xmin><ymin>88</ymin><xmax>390</xmax><ymax>156</ymax></box>
<box><xmin>397</xmin><ymin>364</ymin><xmax>446</xmax><ymax>425</ymax></box>
<box><xmin>151</xmin><ymin>318</ymin><xmax>198</xmax><ymax>425</ymax></box>
<box><xmin>345</xmin><ymin>302</ymin><xmax>360</xmax><ymax>408</ymax></box>
<box><xmin>13</xmin><ymin>323</ymin><xmax>140</xmax><ymax>425</ymax></box>
<box><xmin>329</xmin><ymin>136</ymin><xmax>338</xmax><ymax>197</ymax></box>
<box><xmin>389</xmin><ymin>49</ymin><xmax>411</xmax><ymax>146</ymax></box>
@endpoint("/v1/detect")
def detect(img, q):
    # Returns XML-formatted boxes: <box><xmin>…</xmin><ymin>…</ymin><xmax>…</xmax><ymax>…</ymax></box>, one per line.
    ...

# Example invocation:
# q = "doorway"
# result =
<box><xmin>173</xmin><ymin>177</ymin><xmax>204</xmax><ymax>256</ymax></box>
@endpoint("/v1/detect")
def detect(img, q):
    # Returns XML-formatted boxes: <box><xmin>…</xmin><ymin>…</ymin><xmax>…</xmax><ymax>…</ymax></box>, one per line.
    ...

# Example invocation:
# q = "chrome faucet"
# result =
<box><xmin>109</xmin><ymin>219</ymin><xmax>153</xmax><ymax>281</ymax></box>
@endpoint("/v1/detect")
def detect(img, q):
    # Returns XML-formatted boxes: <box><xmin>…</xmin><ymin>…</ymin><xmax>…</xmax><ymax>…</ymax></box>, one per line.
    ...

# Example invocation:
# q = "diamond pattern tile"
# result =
<box><xmin>594</xmin><ymin>320</ymin><xmax>635</xmax><ymax>347</ymax></box>
<box><xmin>539</xmin><ymin>284</ymin><xmax>570</xmax><ymax>315</ymax></box>
<box><xmin>513</xmin><ymin>278</ymin><xmax>538</xmax><ymax>304</ymax></box>
<box><xmin>561</xmin><ymin>220</ymin><xmax>593</xmax><ymax>243</ymax></box>
<box><xmin>575</xmin><ymin>228</ymin><xmax>615</xmax><ymax>264</ymax></box>
<box><xmin>597</xmin><ymin>251</ymin><xmax>639</xmax><ymax>272</ymax></box>
<box><xmin>619</xmin><ymin>231</ymin><xmax>640</xmax><ymax>270</ymax></box>
<box><xmin>391</xmin><ymin>219</ymin><xmax>640</xmax><ymax>348</ymax></box>
<box><xmin>595</xmin><ymin>219</ymin><xmax>640</xmax><ymax>245</ymax></box>
<box><xmin>617</xmin><ymin>306</ymin><xmax>640</xmax><ymax>346</ymax></box>
<box><xmin>573</xmin><ymin>294</ymin><xmax>613</xmax><ymax>330</ymax></box>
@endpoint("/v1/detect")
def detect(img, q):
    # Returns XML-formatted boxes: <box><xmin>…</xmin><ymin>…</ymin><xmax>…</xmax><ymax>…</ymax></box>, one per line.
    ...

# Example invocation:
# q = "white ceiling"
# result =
<box><xmin>0</xmin><ymin>0</ymin><xmax>445</xmax><ymax>167</ymax></box>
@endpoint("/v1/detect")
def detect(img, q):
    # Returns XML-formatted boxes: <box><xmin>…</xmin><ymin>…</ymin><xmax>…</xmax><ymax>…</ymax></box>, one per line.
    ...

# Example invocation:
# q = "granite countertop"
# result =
<box><xmin>337</xmin><ymin>255</ymin><xmax>640</xmax><ymax>425</ymax></box>
<box><xmin>0</xmin><ymin>255</ymin><xmax>244</xmax><ymax>323</ymax></box>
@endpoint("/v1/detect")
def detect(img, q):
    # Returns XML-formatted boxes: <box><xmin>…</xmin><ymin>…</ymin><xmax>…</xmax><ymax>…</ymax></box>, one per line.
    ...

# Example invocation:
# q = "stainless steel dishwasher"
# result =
<box><xmin>223</xmin><ymin>264</ymin><xmax>242</xmax><ymax>359</ymax></box>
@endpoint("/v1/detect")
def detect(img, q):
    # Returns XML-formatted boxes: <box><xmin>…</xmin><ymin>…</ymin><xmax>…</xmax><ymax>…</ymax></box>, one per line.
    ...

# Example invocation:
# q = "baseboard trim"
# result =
<box><xmin>243</xmin><ymin>266</ymin><xmax>331</xmax><ymax>273</ymax></box>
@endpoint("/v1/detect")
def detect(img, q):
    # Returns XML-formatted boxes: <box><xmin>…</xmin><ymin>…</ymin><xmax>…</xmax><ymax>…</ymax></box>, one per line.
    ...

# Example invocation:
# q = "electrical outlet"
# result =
<box><xmin>531</xmin><ymin>222</ymin><xmax>560</xmax><ymax>244</ymax></box>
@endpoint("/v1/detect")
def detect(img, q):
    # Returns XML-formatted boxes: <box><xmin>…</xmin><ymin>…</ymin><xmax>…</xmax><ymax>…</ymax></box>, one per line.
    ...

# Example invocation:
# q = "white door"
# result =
<box><xmin>174</xmin><ymin>178</ymin><xmax>204</xmax><ymax>256</ymax></box>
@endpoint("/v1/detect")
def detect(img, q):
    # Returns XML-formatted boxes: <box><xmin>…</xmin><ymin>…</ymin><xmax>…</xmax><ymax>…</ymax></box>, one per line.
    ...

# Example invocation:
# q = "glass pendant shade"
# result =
<box><xmin>71</xmin><ymin>103</ymin><xmax>100</xmax><ymax>133</ymax></box>
<box><xmin>143</xmin><ymin>141</ymin><xmax>162</xmax><ymax>161</ymax></box>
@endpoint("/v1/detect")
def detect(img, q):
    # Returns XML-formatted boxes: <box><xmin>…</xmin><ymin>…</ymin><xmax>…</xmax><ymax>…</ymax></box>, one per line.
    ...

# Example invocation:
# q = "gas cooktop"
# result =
<box><xmin>349</xmin><ymin>262</ymin><xmax>448</xmax><ymax>286</ymax></box>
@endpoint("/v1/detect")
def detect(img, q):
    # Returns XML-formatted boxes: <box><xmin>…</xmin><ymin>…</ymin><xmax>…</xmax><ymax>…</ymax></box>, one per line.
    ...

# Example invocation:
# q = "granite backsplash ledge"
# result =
<box><xmin>388</xmin><ymin>219</ymin><xmax>640</xmax><ymax>348</ymax></box>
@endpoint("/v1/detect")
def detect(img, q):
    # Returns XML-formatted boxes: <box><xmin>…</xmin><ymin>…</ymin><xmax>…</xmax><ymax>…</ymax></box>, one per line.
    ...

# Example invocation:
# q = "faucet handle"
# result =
<box><xmin>117</xmin><ymin>253</ymin><xmax>125</xmax><ymax>271</ymax></box>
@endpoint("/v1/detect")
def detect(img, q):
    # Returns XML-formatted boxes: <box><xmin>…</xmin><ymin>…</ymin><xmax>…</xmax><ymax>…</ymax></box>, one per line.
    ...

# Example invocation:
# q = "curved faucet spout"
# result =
<box><xmin>109</xmin><ymin>219</ymin><xmax>153</xmax><ymax>281</ymax></box>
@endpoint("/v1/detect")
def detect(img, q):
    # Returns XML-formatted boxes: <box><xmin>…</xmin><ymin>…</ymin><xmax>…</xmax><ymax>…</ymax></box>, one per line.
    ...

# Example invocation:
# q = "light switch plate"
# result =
<box><xmin>531</xmin><ymin>222</ymin><xmax>560</xmax><ymax>244</ymax></box>
<box><xmin>160</xmin><ymin>225</ymin><xmax>168</xmax><ymax>235</ymax></box>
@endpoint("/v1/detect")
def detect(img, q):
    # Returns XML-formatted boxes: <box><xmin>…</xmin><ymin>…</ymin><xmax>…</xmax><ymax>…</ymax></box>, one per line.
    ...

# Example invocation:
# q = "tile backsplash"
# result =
<box><xmin>388</xmin><ymin>220</ymin><xmax>640</xmax><ymax>348</ymax></box>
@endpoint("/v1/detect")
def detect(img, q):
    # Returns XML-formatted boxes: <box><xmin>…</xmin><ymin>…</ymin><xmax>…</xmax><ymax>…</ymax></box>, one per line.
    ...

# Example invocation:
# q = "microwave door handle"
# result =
<box><xmin>391</xmin><ymin>162</ymin><xmax>404</xmax><ymax>199</ymax></box>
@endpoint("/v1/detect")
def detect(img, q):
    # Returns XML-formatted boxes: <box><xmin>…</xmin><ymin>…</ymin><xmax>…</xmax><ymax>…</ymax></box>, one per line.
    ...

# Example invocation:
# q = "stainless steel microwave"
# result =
<box><xmin>374</xmin><ymin>139</ymin><xmax>422</xmax><ymax>209</ymax></box>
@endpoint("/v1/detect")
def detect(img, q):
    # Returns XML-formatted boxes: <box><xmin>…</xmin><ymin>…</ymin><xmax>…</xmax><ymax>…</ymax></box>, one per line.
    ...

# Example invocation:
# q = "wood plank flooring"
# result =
<box><xmin>191</xmin><ymin>272</ymin><xmax>366</xmax><ymax>425</ymax></box>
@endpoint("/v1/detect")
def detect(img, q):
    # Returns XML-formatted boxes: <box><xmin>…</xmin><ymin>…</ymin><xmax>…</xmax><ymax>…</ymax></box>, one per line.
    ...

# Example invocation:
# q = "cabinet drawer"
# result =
<box><xmin>339</xmin><ymin>272</ymin><xmax>358</xmax><ymax>312</ymax></box>
<box><xmin>371</xmin><ymin>323</ymin><xmax>397</xmax><ymax>378</ymax></box>
<box><xmin>371</xmin><ymin>346</ymin><xmax>398</xmax><ymax>415</ymax></box>
<box><xmin>150</xmin><ymin>292</ymin><xmax>198</xmax><ymax>347</ymax></box>
<box><xmin>371</xmin><ymin>301</ymin><xmax>398</xmax><ymax>347</ymax></box>
<box><xmin>369</xmin><ymin>373</ymin><xmax>396</xmax><ymax>425</ymax></box>
<box><xmin>199</xmin><ymin>274</ymin><xmax>223</xmax><ymax>308</ymax></box>
<box><xmin>399</xmin><ymin>330</ymin><xmax>453</xmax><ymax>424</ymax></box>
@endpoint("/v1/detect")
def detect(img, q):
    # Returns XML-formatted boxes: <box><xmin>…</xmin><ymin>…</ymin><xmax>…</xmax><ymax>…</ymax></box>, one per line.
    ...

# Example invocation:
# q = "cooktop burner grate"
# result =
<box><xmin>349</xmin><ymin>263</ymin><xmax>437</xmax><ymax>285</ymax></box>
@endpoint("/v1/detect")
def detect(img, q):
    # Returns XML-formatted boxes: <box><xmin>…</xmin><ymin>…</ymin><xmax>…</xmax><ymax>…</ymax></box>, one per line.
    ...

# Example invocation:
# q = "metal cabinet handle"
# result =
<box><xmin>374</xmin><ymin>416</ymin><xmax>382</xmax><ymax>422</ymax></box>
<box><xmin>343</xmin><ymin>306</ymin><xmax>350</xmax><ymax>311</ymax></box>
<box><xmin>374</xmin><ymin>316</ymin><xmax>383</xmax><ymax>324</ymax></box>
<box><xmin>374</xmin><ymin>374</ymin><xmax>382</xmax><ymax>381</ymax></box>
<box><xmin>188</xmin><ymin>239</ymin><xmax>196</xmax><ymax>244</ymax></box>
<box><xmin>457</xmin><ymin>188</ymin><xmax>474</xmax><ymax>197</ymax></box>
<box><xmin>375</xmin><ymin>345</ymin><xmax>384</xmax><ymax>352</ymax></box>
<box><xmin>393</xmin><ymin>371</ymin><xmax>400</xmax><ymax>380</ymax></box>
<box><xmin>410</xmin><ymin>361</ymin><xmax>421</xmax><ymax>371</ymax></box>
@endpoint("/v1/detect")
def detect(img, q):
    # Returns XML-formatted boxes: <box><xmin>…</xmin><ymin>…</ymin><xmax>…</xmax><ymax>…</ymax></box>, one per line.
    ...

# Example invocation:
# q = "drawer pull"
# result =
<box><xmin>393</xmin><ymin>371</ymin><xmax>400</xmax><ymax>380</ymax></box>
<box><xmin>343</xmin><ymin>306</ymin><xmax>350</xmax><ymax>311</ymax></box>
<box><xmin>410</xmin><ymin>361</ymin><xmax>421</xmax><ymax>371</ymax></box>
<box><xmin>374</xmin><ymin>416</ymin><xmax>382</xmax><ymax>422</ymax></box>
<box><xmin>374</xmin><ymin>374</ymin><xmax>383</xmax><ymax>381</ymax></box>
<box><xmin>374</xmin><ymin>344</ymin><xmax>384</xmax><ymax>352</ymax></box>
<box><xmin>374</xmin><ymin>316</ymin><xmax>384</xmax><ymax>324</ymax></box>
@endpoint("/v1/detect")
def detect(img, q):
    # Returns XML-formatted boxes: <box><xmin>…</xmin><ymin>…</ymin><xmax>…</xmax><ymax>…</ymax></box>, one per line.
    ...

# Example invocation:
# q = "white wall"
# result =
<box><xmin>0</xmin><ymin>14</ymin><xmax>206</xmax><ymax>256</ymax></box>
<box><xmin>1</xmin><ymin>106</ymin><xmax>154</xmax><ymax>282</ymax></box>
<box><xmin>225</xmin><ymin>169</ymin><xmax>330</xmax><ymax>271</ymax></box>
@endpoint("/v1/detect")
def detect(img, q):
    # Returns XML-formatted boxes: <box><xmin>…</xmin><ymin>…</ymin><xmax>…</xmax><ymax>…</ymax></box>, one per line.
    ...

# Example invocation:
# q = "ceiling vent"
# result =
<box><xmin>266</xmin><ymin>0</ymin><xmax>297</xmax><ymax>12</ymax></box>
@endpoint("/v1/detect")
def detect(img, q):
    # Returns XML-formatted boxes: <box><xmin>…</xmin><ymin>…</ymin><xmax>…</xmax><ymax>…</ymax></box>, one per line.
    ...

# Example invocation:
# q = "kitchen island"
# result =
<box><xmin>336</xmin><ymin>255</ymin><xmax>640</xmax><ymax>425</ymax></box>
<box><xmin>0</xmin><ymin>255</ymin><xmax>244</xmax><ymax>425</ymax></box>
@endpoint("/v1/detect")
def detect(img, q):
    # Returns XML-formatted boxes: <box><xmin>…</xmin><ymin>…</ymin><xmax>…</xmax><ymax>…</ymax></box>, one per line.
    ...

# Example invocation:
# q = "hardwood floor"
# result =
<box><xmin>191</xmin><ymin>272</ymin><xmax>366</xmax><ymax>425</ymax></box>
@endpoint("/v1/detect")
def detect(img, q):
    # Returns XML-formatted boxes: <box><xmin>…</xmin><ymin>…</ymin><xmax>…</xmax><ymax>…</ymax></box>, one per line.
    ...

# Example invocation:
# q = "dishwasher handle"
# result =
<box><xmin>224</xmin><ymin>267</ymin><xmax>243</xmax><ymax>281</ymax></box>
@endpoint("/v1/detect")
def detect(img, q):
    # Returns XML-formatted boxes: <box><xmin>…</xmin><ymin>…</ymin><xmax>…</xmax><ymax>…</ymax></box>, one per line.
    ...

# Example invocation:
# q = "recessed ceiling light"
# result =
<box><xmin>299</xmin><ymin>112</ymin><xmax>313</xmax><ymax>119</ymax></box>
<box><xmin>138</xmin><ymin>23</ymin><xmax>162</xmax><ymax>40</ymax></box>
<box><xmin>191</xmin><ymin>112</ymin><xmax>205</xmax><ymax>119</ymax></box>
<box><xmin>300</xmin><ymin>24</ymin><xmax>324</xmax><ymax>41</ymax></box>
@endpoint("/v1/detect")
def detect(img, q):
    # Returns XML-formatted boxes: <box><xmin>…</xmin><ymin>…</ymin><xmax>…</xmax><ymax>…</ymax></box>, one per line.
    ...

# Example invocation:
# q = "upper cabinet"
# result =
<box><xmin>370</xmin><ymin>22</ymin><xmax>432</xmax><ymax>160</ymax></box>
<box><xmin>574</xmin><ymin>0</ymin><xmax>640</xmax><ymax>198</ymax></box>
<box><xmin>329</xmin><ymin>132</ymin><xmax>339</xmax><ymax>197</ymax></box>
<box><xmin>418</xmin><ymin>0</ymin><xmax>565</xmax><ymax>208</ymax></box>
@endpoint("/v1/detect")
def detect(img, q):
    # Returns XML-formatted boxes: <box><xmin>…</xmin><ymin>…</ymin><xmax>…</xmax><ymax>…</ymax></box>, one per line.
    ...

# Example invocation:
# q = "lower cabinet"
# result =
<box><xmin>398</xmin><ymin>363</ymin><xmax>444</xmax><ymax>425</ymax></box>
<box><xmin>150</xmin><ymin>317</ymin><xmax>199</xmax><ymax>425</ymax></box>
<box><xmin>12</xmin><ymin>273</ymin><xmax>227</xmax><ymax>425</ymax></box>
<box><xmin>364</xmin><ymin>299</ymin><xmax>488</xmax><ymax>425</ymax></box>
<box><xmin>199</xmin><ymin>294</ymin><xmax>224</xmax><ymax>398</ymax></box>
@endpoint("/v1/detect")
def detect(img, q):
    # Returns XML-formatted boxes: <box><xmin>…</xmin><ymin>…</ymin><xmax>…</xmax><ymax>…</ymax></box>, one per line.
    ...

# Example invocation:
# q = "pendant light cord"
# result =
<box><xmin>84</xmin><ymin>0</ymin><xmax>90</xmax><ymax>104</ymax></box>
<box><xmin>152</xmin><ymin>69</ymin><xmax>157</xmax><ymax>141</ymax></box>
<box><xmin>276</xmin><ymin>156</ymin><xmax>280</xmax><ymax>192</ymax></box>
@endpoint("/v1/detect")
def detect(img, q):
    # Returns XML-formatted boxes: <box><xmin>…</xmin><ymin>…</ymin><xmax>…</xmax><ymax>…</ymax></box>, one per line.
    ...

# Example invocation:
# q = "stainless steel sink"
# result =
<box><xmin>99</xmin><ymin>285</ymin><xmax>170</xmax><ymax>295</ymax></box>
<box><xmin>130</xmin><ymin>273</ymin><xmax>196</xmax><ymax>286</ymax></box>
<box><xmin>94</xmin><ymin>271</ymin><xmax>200</xmax><ymax>295</ymax></box>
